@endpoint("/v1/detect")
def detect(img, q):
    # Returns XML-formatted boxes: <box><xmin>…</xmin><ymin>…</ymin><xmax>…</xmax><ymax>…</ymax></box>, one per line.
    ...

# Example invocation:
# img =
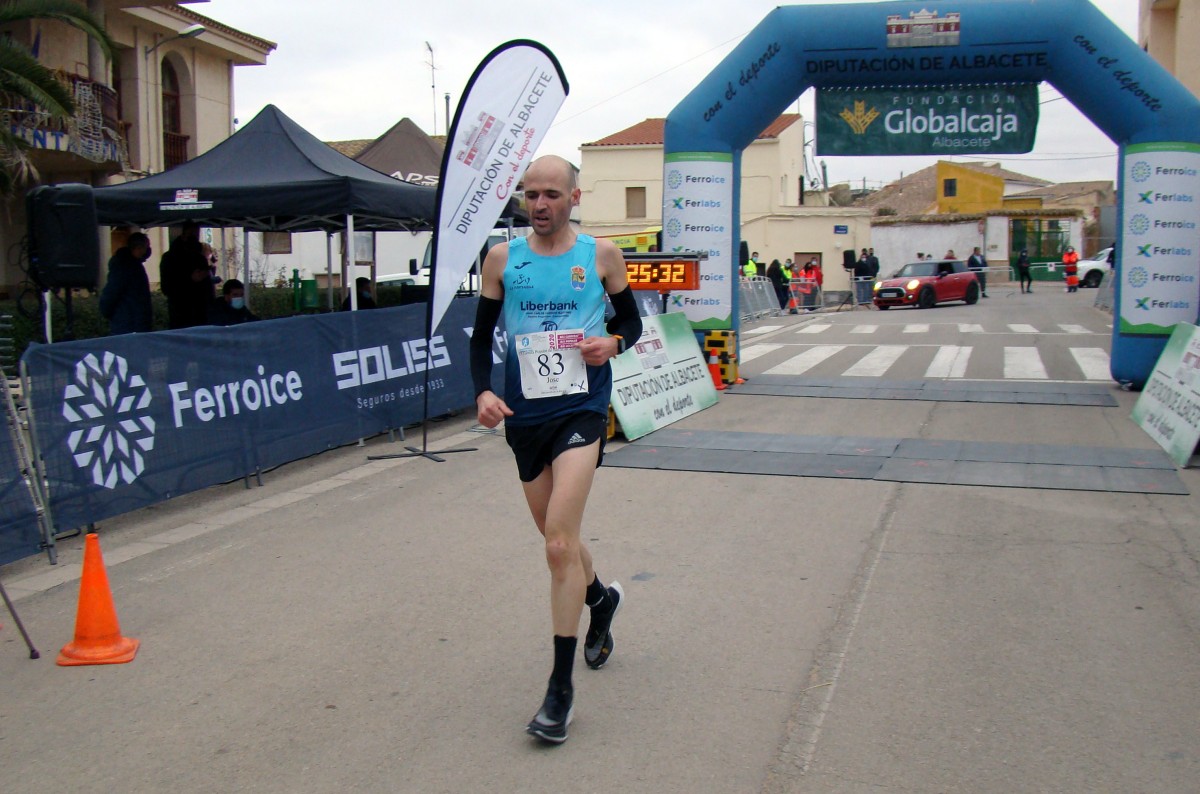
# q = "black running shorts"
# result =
<box><xmin>504</xmin><ymin>411</ymin><xmax>608</xmax><ymax>483</ymax></box>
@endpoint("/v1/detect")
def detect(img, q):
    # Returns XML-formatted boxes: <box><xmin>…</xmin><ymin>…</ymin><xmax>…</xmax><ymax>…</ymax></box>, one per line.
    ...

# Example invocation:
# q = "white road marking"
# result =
<box><xmin>746</xmin><ymin>325</ymin><xmax>783</xmax><ymax>335</ymax></box>
<box><xmin>926</xmin><ymin>345</ymin><xmax>971</xmax><ymax>379</ymax></box>
<box><xmin>903</xmin><ymin>324</ymin><xmax>930</xmax><ymax>333</ymax></box>
<box><xmin>796</xmin><ymin>324</ymin><xmax>831</xmax><ymax>334</ymax></box>
<box><xmin>766</xmin><ymin>345</ymin><xmax>846</xmax><ymax>375</ymax></box>
<box><xmin>1058</xmin><ymin>324</ymin><xmax>1091</xmax><ymax>334</ymax></box>
<box><xmin>844</xmin><ymin>345</ymin><xmax>908</xmax><ymax>377</ymax></box>
<box><xmin>1004</xmin><ymin>346</ymin><xmax>1048</xmax><ymax>379</ymax></box>
<box><xmin>1070</xmin><ymin>347</ymin><xmax>1112</xmax><ymax>381</ymax></box>
<box><xmin>1008</xmin><ymin>323</ymin><xmax>1039</xmax><ymax>334</ymax></box>
<box><xmin>739</xmin><ymin>343</ymin><xmax>784</xmax><ymax>363</ymax></box>
<box><xmin>958</xmin><ymin>323</ymin><xmax>984</xmax><ymax>333</ymax></box>
<box><xmin>850</xmin><ymin>325</ymin><xmax>878</xmax><ymax>334</ymax></box>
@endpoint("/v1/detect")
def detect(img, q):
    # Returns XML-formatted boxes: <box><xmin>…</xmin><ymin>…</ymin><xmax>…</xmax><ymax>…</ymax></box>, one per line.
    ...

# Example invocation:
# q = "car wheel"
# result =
<box><xmin>917</xmin><ymin>287</ymin><xmax>936</xmax><ymax>309</ymax></box>
<box><xmin>877</xmin><ymin>304</ymin><xmax>890</xmax><ymax>310</ymax></box>
<box><xmin>964</xmin><ymin>282</ymin><xmax>980</xmax><ymax>305</ymax></box>
<box><xmin>1083</xmin><ymin>270</ymin><xmax>1103</xmax><ymax>288</ymax></box>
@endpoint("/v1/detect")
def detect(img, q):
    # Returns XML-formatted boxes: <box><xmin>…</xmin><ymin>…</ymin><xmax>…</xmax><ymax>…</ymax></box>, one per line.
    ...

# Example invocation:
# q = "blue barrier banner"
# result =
<box><xmin>0</xmin><ymin>415</ymin><xmax>42</xmax><ymax>565</ymax></box>
<box><xmin>21</xmin><ymin>298</ymin><xmax>503</xmax><ymax>531</ymax></box>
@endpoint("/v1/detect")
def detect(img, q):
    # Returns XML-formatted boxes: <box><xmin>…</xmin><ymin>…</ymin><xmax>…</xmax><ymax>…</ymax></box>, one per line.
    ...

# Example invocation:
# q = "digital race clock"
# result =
<box><xmin>623</xmin><ymin>255</ymin><xmax>702</xmax><ymax>291</ymax></box>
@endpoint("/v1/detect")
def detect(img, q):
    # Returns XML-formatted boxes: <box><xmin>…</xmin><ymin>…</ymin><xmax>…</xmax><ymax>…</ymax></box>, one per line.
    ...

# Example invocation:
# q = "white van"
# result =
<box><xmin>399</xmin><ymin>228</ymin><xmax>528</xmax><ymax>292</ymax></box>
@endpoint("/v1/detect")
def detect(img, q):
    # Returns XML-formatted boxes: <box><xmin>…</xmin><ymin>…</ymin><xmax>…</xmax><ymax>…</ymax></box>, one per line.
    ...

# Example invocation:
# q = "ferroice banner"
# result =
<box><xmin>21</xmin><ymin>299</ymin><xmax>505</xmax><ymax>532</ymax></box>
<box><xmin>816</xmin><ymin>84</ymin><xmax>1039</xmax><ymax>155</ymax></box>
<box><xmin>430</xmin><ymin>40</ymin><xmax>568</xmax><ymax>335</ymax></box>
<box><xmin>0</xmin><ymin>413</ymin><xmax>41</xmax><ymax>565</ymax></box>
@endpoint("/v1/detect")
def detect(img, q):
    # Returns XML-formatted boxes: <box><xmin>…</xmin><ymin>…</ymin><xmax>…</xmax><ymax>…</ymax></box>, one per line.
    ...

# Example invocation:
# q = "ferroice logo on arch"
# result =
<box><xmin>62</xmin><ymin>352</ymin><xmax>155</xmax><ymax>489</ymax></box>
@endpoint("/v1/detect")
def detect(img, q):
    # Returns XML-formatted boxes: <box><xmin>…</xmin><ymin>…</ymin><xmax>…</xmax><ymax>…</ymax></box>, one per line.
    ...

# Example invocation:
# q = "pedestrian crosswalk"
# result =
<box><xmin>739</xmin><ymin>321</ymin><xmax>1114</xmax><ymax>382</ymax></box>
<box><xmin>746</xmin><ymin>343</ymin><xmax>1112</xmax><ymax>381</ymax></box>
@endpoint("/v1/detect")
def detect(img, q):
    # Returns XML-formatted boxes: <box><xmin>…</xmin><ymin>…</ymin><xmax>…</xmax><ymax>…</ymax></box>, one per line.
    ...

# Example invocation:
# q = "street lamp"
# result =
<box><xmin>143</xmin><ymin>23</ymin><xmax>205</xmax><ymax>173</ymax></box>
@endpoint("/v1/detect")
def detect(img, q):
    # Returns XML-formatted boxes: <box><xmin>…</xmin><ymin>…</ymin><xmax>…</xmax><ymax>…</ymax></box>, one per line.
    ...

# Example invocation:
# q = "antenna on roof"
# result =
<box><xmin>425</xmin><ymin>41</ymin><xmax>438</xmax><ymax>136</ymax></box>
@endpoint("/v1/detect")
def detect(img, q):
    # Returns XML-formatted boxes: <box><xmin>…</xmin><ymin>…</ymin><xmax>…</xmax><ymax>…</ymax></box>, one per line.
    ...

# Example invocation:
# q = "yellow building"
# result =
<box><xmin>0</xmin><ymin>1</ymin><xmax>274</xmax><ymax>295</ymax></box>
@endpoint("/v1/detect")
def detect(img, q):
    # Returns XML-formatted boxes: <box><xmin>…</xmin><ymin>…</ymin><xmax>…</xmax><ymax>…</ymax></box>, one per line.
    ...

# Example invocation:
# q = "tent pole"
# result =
<box><xmin>243</xmin><ymin>228</ymin><xmax>250</xmax><ymax>302</ymax></box>
<box><xmin>347</xmin><ymin>214</ymin><xmax>358</xmax><ymax>311</ymax></box>
<box><xmin>326</xmin><ymin>233</ymin><xmax>334</xmax><ymax>310</ymax></box>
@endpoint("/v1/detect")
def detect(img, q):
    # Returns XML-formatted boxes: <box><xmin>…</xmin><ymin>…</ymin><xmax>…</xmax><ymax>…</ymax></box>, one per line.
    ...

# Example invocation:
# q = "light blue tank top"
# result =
<box><xmin>502</xmin><ymin>234</ymin><xmax>611</xmax><ymax>425</ymax></box>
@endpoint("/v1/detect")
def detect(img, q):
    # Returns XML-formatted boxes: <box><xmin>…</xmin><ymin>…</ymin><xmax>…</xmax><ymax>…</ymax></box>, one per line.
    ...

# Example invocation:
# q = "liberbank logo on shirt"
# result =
<box><xmin>816</xmin><ymin>84</ymin><xmax>1038</xmax><ymax>156</ymax></box>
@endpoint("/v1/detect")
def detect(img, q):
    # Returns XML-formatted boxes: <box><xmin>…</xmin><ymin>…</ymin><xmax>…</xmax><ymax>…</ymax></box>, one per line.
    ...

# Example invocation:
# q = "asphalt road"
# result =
<box><xmin>2</xmin><ymin>285</ymin><xmax>1197</xmax><ymax>793</ymax></box>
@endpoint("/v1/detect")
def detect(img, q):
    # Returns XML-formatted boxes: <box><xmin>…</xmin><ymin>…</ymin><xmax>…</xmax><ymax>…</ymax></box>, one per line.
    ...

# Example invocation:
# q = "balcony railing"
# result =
<box><xmin>163</xmin><ymin>131</ymin><xmax>190</xmax><ymax>170</ymax></box>
<box><xmin>0</xmin><ymin>71</ymin><xmax>126</xmax><ymax>167</ymax></box>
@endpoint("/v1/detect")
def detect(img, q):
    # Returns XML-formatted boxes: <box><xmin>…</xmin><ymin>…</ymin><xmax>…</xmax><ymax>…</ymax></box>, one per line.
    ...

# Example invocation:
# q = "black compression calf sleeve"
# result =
<box><xmin>605</xmin><ymin>286</ymin><xmax>642</xmax><ymax>347</ymax></box>
<box><xmin>470</xmin><ymin>295</ymin><xmax>503</xmax><ymax>397</ymax></box>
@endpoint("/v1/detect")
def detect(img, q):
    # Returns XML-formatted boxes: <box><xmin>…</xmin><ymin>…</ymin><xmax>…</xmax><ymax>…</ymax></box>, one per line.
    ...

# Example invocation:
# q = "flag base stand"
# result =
<box><xmin>368</xmin><ymin>445</ymin><xmax>476</xmax><ymax>463</ymax></box>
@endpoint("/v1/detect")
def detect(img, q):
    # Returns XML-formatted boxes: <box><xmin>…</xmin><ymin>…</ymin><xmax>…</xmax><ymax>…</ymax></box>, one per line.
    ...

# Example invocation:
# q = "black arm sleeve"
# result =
<box><xmin>470</xmin><ymin>295</ymin><xmax>503</xmax><ymax>397</ymax></box>
<box><xmin>605</xmin><ymin>286</ymin><xmax>643</xmax><ymax>348</ymax></box>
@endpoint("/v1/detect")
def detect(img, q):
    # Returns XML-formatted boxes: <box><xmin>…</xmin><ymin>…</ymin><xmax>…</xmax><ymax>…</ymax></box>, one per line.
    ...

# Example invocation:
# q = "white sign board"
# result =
<box><xmin>1131</xmin><ymin>321</ymin><xmax>1200</xmax><ymax>467</ymax></box>
<box><xmin>661</xmin><ymin>153</ymin><xmax>734</xmax><ymax>329</ymax></box>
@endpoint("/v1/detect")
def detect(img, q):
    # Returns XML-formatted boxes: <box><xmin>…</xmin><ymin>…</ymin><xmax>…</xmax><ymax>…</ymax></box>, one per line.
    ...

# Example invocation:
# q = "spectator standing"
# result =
<box><xmin>1016</xmin><ymin>249</ymin><xmax>1033</xmax><ymax>293</ymax></box>
<box><xmin>1062</xmin><ymin>246</ymin><xmax>1080</xmax><ymax>292</ymax></box>
<box><xmin>766</xmin><ymin>258</ymin><xmax>789</xmax><ymax>310</ymax></box>
<box><xmin>867</xmin><ymin>248</ymin><xmax>880</xmax><ymax>278</ymax></box>
<box><xmin>99</xmin><ymin>232</ymin><xmax>153</xmax><ymax>335</ymax></box>
<box><xmin>967</xmin><ymin>246</ymin><xmax>989</xmax><ymax>298</ymax></box>
<box><xmin>160</xmin><ymin>221</ymin><xmax>216</xmax><ymax>328</ymax></box>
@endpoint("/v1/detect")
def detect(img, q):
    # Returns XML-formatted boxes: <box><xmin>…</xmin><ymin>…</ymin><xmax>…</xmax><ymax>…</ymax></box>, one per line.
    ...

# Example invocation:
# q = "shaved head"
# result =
<box><xmin>526</xmin><ymin>155</ymin><xmax>577</xmax><ymax>192</ymax></box>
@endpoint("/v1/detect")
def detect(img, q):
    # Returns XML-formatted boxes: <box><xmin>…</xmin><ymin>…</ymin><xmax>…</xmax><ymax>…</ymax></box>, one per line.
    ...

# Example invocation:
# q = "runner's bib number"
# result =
<box><xmin>516</xmin><ymin>329</ymin><xmax>588</xmax><ymax>399</ymax></box>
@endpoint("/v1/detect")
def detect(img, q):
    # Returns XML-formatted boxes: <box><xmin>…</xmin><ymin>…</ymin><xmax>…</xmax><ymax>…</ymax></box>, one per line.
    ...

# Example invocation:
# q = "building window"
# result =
<box><xmin>160</xmin><ymin>61</ymin><xmax>188</xmax><ymax>170</ymax></box>
<box><xmin>262</xmin><ymin>232</ymin><xmax>292</xmax><ymax>254</ymax></box>
<box><xmin>943</xmin><ymin>178</ymin><xmax>957</xmax><ymax>197</ymax></box>
<box><xmin>625</xmin><ymin>186</ymin><xmax>647</xmax><ymax>219</ymax></box>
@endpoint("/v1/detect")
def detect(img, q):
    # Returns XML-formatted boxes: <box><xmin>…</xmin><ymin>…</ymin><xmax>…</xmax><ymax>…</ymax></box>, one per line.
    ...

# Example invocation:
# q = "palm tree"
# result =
<box><xmin>0</xmin><ymin>0</ymin><xmax>115</xmax><ymax>195</ymax></box>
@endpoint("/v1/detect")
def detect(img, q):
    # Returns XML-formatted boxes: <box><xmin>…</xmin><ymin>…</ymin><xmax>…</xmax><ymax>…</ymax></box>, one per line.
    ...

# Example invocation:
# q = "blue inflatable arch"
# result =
<box><xmin>664</xmin><ymin>0</ymin><xmax>1200</xmax><ymax>388</ymax></box>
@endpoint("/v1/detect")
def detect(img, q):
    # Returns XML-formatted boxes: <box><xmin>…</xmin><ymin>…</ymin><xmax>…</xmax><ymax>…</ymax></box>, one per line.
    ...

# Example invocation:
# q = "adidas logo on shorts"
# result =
<box><xmin>567</xmin><ymin>432</ymin><xmax>587</xmax><ymax>445</ymax></box>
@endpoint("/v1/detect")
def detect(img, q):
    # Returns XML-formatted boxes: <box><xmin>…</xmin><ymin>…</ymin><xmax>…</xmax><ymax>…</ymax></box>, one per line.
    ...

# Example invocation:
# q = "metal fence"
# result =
<box><xmin>739</xmin><ymin>276</ymin><xmax>782</xmax><ymax>323</ymax></box>
<box><xmin>786</xmin><ymin>278</ymin><xmax>822</xmax><ymax>312</ymax></box>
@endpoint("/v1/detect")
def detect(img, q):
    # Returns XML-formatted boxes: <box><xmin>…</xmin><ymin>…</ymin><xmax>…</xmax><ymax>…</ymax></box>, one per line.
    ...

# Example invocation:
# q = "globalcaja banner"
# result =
<box><xmin>21</xmin><ymin>299</ymin><xmax>505</xmax><ymax>531</ymax></box>
<box><xmin>1131</xmin><ymin>321</ymin><xmax>1200</xmax><ymax>467</ymax></box>
<box><xmin>609</xmin><ymin>312</ymin><xmax>718</xmax><ymax>440</ymax></box>
<box><xmin>816</xmin><ymin>84</ymin><xmax>1039</xmax><ymax>156</ymax></box>
<box><xmin>430</xmin><ymin>40</ymin><xmax>567</xmax><ymax>335</ymax></box>
<box><xmin>0</xmin><ymin>414</ymin><xmax>42</xmax><ymax>565</ymax></box>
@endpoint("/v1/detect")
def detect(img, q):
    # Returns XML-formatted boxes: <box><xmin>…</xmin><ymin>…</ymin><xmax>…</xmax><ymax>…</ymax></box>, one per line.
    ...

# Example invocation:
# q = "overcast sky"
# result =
<box><xmin>195</xmin><ymin>0</ymin><xmax>1138</xmax><ymax>189</ymax></box>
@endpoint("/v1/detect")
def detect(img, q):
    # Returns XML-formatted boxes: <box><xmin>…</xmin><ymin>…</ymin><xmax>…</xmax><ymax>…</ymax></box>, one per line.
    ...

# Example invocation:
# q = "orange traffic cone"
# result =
<box><xmin>707</xmin><ymin>350</ymin><xmax>726</xmax><ymax>391</ymax></box>
<box><xmin>57</xmin><ymin>533</ymin><xmax>139</xmax><ymax>666</ymax></box>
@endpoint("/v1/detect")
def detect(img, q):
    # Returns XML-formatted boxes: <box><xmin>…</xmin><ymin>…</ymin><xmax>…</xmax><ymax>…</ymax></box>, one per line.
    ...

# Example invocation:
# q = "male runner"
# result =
<box><xmin>470</xmin><ymin>155</ymin><xmax>643</xmax><ymax>744</ymax></box>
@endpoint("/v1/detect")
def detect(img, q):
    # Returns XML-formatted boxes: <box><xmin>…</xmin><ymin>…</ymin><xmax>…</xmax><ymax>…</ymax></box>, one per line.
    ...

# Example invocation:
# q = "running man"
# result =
<box><xmin>469</xmin><ymin>155</ymin><xmax>643</xmax><ymax>744</ymax></box>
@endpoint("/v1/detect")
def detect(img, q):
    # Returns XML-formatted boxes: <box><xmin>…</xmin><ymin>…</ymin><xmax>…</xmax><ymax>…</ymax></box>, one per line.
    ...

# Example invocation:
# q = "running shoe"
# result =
<box><xmin>526</xmin><ymin>684</ymin><xmax>573</xmax><ymax>744</ymax></box>
<box><xmin>584</xmin><ymin>581</ymin><xmax>624</xmax><ymax>670</ymax></box>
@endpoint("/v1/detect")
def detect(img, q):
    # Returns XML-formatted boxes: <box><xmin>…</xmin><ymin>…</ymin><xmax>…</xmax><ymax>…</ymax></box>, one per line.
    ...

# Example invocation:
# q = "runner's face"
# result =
<box><xmin>523</xmin><ymin>165</ymin><xmax>578</xmax><ymax>237</ymax></box>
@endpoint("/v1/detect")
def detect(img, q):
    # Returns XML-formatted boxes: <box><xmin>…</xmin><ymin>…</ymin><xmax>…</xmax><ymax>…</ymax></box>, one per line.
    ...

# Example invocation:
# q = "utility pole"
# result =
<box><xmin>444</xmin><ymin>92</ymin><xmax>451</xmax><ymax>137</ymax></box>
<box><xmin>425</xmin><ymin>41</ymin><xmax>437</xmax><ymax>135</ymax></box>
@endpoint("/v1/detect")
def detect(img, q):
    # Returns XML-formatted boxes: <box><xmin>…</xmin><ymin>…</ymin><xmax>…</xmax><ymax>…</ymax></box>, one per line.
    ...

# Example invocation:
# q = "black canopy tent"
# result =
<box><xmin>93</xmin><ymin>104</ymin><xmax>436</xmax><ymax>232</ymax></box>
<box><xmin>94</xmin><ymin>104</ymin><xmax>445</xmax><ymax>311</ymax></box>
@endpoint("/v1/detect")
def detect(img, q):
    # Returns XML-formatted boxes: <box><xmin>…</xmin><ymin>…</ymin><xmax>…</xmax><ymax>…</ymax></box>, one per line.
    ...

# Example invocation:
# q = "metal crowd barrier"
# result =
<box><xmin>786</xmin><ymin>278</ymin><xmax>822</xmax><ymax>312</ymax></box>
<box><xmin>853</xmin><ymin>276</ymin><xmax>875</xmax><ymax>306</ymax></box>
<box><xmin>739</xmin><ymin>276</ymin><xmax>782</xmax><ymax>323</ymax></box>
<box><xmin>1093</xmin><ymin>269</ymin><xmax>1115</xmax><ymax>313</ymax></box>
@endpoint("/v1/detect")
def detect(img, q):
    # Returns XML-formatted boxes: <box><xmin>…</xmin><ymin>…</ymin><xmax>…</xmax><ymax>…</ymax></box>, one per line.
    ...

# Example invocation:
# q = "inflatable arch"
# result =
<box><xmin>664</xmin><ymin>0</ymin><xmax>1200</xmax><ymax>388</ymax></box>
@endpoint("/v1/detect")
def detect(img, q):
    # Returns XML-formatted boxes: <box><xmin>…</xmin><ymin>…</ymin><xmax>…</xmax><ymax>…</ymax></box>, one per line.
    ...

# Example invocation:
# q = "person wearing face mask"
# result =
<box><xmin>99</xmin><ymin>232</ymin><xmax>154</xmax><ymax>334</ymax></box>
<box><xmin>207</xmin><ymin>278</ymin><xmax>259</xmax><ymax>326</ymax></box>
<box><xmin>341</xmin><ymin>276</ymin><xmax>378</xmax><ymax>311</ymax></box>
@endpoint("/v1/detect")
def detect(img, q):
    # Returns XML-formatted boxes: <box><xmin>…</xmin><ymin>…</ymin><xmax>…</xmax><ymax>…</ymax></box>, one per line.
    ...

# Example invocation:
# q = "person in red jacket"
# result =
<box><xmin>1062</xmin><ymin>246</ymin><xmax>1080</xmax><ymax>292</ymax></box>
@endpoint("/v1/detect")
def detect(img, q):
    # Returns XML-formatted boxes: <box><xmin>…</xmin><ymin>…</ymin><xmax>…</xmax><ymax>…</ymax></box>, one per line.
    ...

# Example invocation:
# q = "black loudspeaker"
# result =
<box><xmin>26</xmin><ymin>183</ymin><xmax>100</xmax><ymax>289</ymax></box>
<box><xmin>843</xmin><ymin>249</ymin><xmax>857</xmax><ymax>270</ymax></box>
